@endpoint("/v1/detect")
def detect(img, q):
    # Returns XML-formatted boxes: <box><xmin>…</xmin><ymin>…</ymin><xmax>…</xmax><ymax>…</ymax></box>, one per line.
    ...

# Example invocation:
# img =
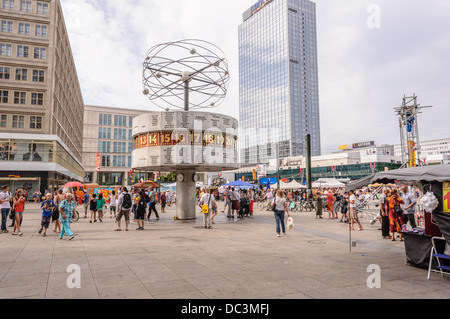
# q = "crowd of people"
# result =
<box><xmin>0</xmin><ymin>181</ymin><xmax>422</xmax><ymax>241</ymax></box>
<box><xmin>0</xmin><ymin>185</ymin><xmax>178</xmax><ymax>240</ymax></box>
<box><xmin>312</xmin><ymin>185</ymin><xmax>420</xmax><ymax>241</ymax></box>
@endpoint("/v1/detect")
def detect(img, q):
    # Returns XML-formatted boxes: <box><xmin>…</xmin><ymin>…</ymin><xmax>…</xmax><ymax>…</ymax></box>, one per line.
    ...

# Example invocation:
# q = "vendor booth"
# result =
<box><xmin>270</xmin><ymin>180</ymin><xmax>306</xmax><ymax>190</ymax></box>
<box><xmin>346</xmin><ymin>164</ymin><xmax>450</xmax><ymax>273</ymax></box>
<box><xmin>313</xmin><ymin>178</ymin><xmax>345</xmax><ymax>189</ymax></box>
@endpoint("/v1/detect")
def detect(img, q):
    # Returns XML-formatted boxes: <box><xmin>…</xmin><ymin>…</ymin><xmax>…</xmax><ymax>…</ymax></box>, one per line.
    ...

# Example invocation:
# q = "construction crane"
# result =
<box><xmin>394</xmin><ymin>94</ymin><xmax>432</xmax><ymax>168</ymax></box>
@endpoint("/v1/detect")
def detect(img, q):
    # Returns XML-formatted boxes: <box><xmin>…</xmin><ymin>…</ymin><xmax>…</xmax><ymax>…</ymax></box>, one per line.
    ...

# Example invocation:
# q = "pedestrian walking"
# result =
<box><xmin>147</xmin><ymin>188</ymin><xmax>159</xmax><ymax>220</ymax></box>
<box><xmin>131</xmin><ymin>188</ymin><xmax>139</xmax><ymax>221</ymax></box>
<box><xmin>116</xmin><ymin>187</ymin><xmax>132</xmax><ymax>231</ymax></box>
<box><xmin>315</xmin><ymin>191</ymin><xmax>323</xmax><ymax>219</ymax></box>
<box><xmin>401</xmin><ymin>185</ymin><xmax>417</xmax><ymax>229</ymax></box>
<box><xmin>210</xmin><ymin>192</ymin><xmax>218</xmax><ymax>224</ymax></box>
<box><xmin>59</xmin><ymin>193</ymin><xmax>76</xmax><ymax>240</ymax></box>
<box><xmin>52</xmin><ymin>190</ymin><xmax>64</xmax><ymax>233</ymax></box>
<box><xmin>348</xmin><ymin>190</ymin><xmax>364</xmax><ymax>231</ymax></box>
<box><xmin>89</xmin><ymin>194</ymin><xmax>97</xmax><ymax>223</ymax></box>
<box><xmin>199</xmin><ymin>188</ymin><xmax>215</xmax><ymax>229</ymax></box>
<box><xmin>0</xmin><ymin>185</ymin><xmax>12</xmax><ymax>233</ymax></box>
<box><xmin>82</xmin><ymin>190</ymin><xmax>90</xmax><ymax>218</ymax></box>
<box><xmin>387</xmin><ymin>189</ymin><xmax>404</xmax><ymax>241</ymax></box>
<box><xmin>96</xmin><ymin>193</ymin><xmax>105</xmax><ymax>223</ymax></box>
<box><xmin>39</xmin><ymin>193</ymin><xmax>55</xmax><ymax>237</ymax></box>
<box><xmin>160</xmin><ymin>191</ymin><xmax>166</xmax><ymax>213</ymax></box>
<box><xmin>11</xmin><ymin>189</ymin><xmax>26</xmax><ymax>236</ymax></box>
<box><xmin>339</xmin><ymin>192</ymin><xmax>349</xmax><ymax>223</ymax></box>
<box><xmin>379</xmin><ymin>188</ymin><xmax>391</xmax><ymax>239</ymax></box>
<box><xmin>326</xmin><ymin>191</ymin><xmax>335</xmax><ymax>219</ymax></box>
<box><xmin>274</xmin><ymin>190</ymin><xmax>290</xmax><ymax>237</ymax></box>
<box><xmin>135</xmin><ymin>190</ymin><xmax>147</xmax><ymax>230</ymax></box>
<box><xmin>109</xmin><ymin>191</ymin><xmax>117</xmax><ymax>218</ymax></box>
<box><xmin>222</xmin><ymin>187</ymin><xmax>231</xmax><ymax>215</ymax></box>
<box><xmin>229</xmin><ymin>187</ymin><xmax>241</xmax><ymax>219</ymax></box>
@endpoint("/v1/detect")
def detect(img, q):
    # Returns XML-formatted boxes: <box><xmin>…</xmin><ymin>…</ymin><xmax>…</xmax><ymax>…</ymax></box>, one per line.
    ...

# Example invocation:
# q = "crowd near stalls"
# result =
<box><xmin>1</xmin><ymin>164</ymin><xmax>449</xmax><ymax>273</ymax></box>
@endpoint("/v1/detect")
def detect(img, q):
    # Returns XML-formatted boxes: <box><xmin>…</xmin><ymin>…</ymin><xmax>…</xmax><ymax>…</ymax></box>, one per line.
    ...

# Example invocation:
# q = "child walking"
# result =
<box><xmin>39</xmin><ymin>193</ymin><xmax>55</xmax><ymax>237</ymax></box>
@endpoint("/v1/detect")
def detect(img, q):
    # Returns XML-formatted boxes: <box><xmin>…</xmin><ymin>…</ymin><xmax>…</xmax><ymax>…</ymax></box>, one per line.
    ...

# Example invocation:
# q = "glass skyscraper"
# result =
<box><xmin>239</xmin><ymin>0</ymin><xmax>321</xmax><ymax>166</ymax></box>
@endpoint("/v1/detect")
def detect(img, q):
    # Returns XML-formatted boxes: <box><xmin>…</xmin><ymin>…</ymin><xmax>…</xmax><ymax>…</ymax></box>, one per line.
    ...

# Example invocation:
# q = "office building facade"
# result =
<box><xmin>239</xmin><ymin>0</ymin><xmax>321</xmax><ymax>166</ymax></box>
<box><xmin>0</xmin><ymin>0</ymin><xmax>85</xmax><ymax>193</ymax></box>
<box><xmin>83</xmin><ymin>105</ymin><xmax>153</xmax><ymax>187</ymax></box>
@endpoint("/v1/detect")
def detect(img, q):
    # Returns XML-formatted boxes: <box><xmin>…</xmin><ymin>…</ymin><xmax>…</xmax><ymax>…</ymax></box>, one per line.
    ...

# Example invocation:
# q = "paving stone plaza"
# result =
<box><xmin>1</xmin><ymin>201</ymin><xmax>449</xmax><ymax>300</ymax></box>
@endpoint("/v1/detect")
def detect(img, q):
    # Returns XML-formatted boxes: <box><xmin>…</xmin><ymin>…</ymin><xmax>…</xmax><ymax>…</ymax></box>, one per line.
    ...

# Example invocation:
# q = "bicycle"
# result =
<box><xmin>71</xmin><ymin>211</ymin><xmax>80</xmax><ymax>223</ymax></box>
<box><xmin>289</xmin><ymin>201</ymin><xmax>298</xmax><ymax>212</ymax></box>
<box><xmin>298</xmin><ymin>200</ymin><xmax>314</xmax><ymax>212</ymax></box>
<box><xmin>257</xmin><ymin>200</ymin><xmax>266</xmax><ymax>211</ymax></box>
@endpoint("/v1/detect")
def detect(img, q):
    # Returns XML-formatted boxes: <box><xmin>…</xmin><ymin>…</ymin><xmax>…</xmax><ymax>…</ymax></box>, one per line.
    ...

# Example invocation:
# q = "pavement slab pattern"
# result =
<box><xmin>0</xmin><ymin>201</ymin><xmax>449</xmax><ymax>299</ymax></box>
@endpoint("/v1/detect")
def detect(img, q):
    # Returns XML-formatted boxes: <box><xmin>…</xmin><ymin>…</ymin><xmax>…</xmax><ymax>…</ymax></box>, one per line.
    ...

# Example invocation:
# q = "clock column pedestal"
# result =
<box><xmin>176</xmin><ymin>170</ymin><xmax>197</xmax><ymax>220</ymax></box>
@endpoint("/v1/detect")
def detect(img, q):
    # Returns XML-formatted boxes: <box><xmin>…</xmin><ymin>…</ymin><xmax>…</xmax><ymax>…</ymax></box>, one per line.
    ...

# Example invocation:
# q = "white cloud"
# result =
<box><xmin>61</xmin><ymin>0</ymin><xmax>450</xmax><ymax>155</ymax></box>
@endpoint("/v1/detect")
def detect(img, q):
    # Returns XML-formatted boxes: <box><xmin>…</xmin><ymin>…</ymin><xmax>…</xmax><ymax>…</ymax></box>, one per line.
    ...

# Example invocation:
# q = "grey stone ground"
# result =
<box><xmin>0</xmin><ymin>200</ymin><xmax>449</xmax><ymax>299</ymax></box>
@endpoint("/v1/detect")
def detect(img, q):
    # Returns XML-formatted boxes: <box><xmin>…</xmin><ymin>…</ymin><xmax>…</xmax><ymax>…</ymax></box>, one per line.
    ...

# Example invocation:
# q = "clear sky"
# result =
<box><xmin>61</xmin><ymin>0</ymin><xmax>450</xmax><ymax>155</ymax></box>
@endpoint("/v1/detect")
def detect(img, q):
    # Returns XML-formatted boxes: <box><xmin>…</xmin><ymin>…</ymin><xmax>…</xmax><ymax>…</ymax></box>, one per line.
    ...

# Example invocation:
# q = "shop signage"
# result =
<box><xmin>352</xmin><ymin>141</ymin><xmax>375</xmax><ymax>149</ymax></box>
<box><xmin>96</xmin><ymin>153</ymin><xmax>101</xmax><ymax>172</ymax></box>
<box><xmin>251</xmin><ymin>0</ymin><xmax>273</xmax><ymax>16</ymax></box>
<box><xmin>443</xmin><ymin>182</ymin><xmax>450</xmax><ymax>213</ymax></box>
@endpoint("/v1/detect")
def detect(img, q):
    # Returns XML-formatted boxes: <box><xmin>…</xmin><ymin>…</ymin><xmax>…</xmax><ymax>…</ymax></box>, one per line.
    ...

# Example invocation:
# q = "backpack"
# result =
<box><xmin>122</xmin><ymin>193</ymin><xmax>132</xmax><ymax>209</ymax></box>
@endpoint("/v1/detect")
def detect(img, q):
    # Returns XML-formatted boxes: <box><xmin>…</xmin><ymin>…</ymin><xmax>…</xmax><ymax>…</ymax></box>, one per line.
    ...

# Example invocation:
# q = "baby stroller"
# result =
<box><xmin>239</xmin><ymin>197</ymin><xmax>250</xmax><ymax>218</ymax></box>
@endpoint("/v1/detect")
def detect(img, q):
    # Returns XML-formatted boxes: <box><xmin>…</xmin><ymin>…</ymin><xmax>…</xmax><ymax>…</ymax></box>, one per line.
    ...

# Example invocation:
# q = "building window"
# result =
<box><xmin>12</xmin><ymin>115</ymin><xmax>25</xmax><ymax>128</ymax></box>
<box><xmin>16</xmin><ymin>45</ymin><xmax>29</xmax><ymax>58</ymax></box>
<box><xmin>32</xmin><ymin>70</ymin><xmax>44</xmax><ymax>82</ymax></box>
<box><xmin>36</xmin><ymin>2</ymin><xmax>48</xmax><ymax>14</ymax></box>
<box><xmin>35</xmin><ymin>25</ymin><xmax>47</xmax><ymax>37</ymax></box>
<box><xmin>34</xmin><ymin>47</ymin><xmax>46</xmax><ymax>60</ymax></box>
<box><xmin>1</xmin><ymin>0</ymin><xmax>14</xmax><ymax>10</ymax></box>
<box><xmin>18</xmin><ymin>22</ymin><xmax>31</xmax><ymax>35</ymax></box>
<box><xmin>0</xmin><ymin>114</ymin><xmax>6</xmax><ymax>127</ymax></box>
<box><xmin>15</xmin><ymin>68</ymin><xmax>27</xmax><ymax>81</ymax></box>
<box><xmin>1</xmin><ymin>20</ymin><xmax>13</xmax><ymax>33</ymax></box>
<box><xmin>14</xmin><ymin>91</ymin><xmax>26</xmax><ymax>105</ymax></box>
<box><xmin>20</xmin><ymin>0</ymin><xmax>32</xmax><ymax>12</ymax></box>
<box><xmin>102</xmin><ymin>156</ymin><xmax>110</xmax><ymax>167</ymax></box>
<box><xmin>0</xmin><ymin>90</ymin><xmax>8</xmax><ymax>103</ymax></box>
<box><xmin>99</xmin><ymin>114</ymin><xmax>112</xmax><ymax>126</ymax></box>
<box><xmin>0</xmin><ymin>67</ymin><xmax>10</xmax><ymax>80</ymax></box>
<box><xmin>31</xmin><ymin>93</ymin><xmax>44</xmax><ymax>106</ymax></box>
<box><xmin>0</xmin><ymin>43</ymin><xmax>12</xmax><ymax>56</ymax></box>
<box><xmin>30</xmin><ymin>116</ymin><xmax>42</xmax><ymax>129</ymax></box>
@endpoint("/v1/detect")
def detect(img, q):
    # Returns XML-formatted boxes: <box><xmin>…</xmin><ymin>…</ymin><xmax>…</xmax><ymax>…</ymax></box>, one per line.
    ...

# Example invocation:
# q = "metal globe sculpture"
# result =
<box><xmin>142</xmin><ymin>39</ymin><xmax>230</xmax><ymax>111</ymax></box>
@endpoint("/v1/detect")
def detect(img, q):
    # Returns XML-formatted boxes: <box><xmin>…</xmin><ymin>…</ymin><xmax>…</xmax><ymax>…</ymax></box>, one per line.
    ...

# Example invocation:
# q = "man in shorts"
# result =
<box><xmin>116</xmin><ymin>187</ymin><xmax>131</xmax><ymax>231</ymax></box>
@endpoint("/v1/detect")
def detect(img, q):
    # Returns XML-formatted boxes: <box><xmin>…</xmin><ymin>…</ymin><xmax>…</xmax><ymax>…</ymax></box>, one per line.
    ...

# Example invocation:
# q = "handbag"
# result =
<box><xmin>287</xmin><ymin>216</ymin><xmax>294</xmax><ymax>230</ymax></box>
<box><xmin>9</xmin><ymin>207</ymin><xmax>15</xmax><ymax>220</ymax></box>
<box><xmin>202</xmin><ymin>193</ymin><xmax>212</xmax><ymax>214</ymax></box>
<box><xmin>271</xmin><ymin>196</ymin><xmax>277</xmax><ymax>211</ymax></box>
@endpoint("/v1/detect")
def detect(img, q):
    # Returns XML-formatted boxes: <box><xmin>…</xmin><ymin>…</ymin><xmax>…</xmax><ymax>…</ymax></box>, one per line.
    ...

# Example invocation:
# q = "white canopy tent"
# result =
<box><xmin>271</xmin><ymin>180</ymin><xmax>307</xmax><ymax>190</ymax></box>
<box><xmin>312</xmin><ymin>178</ymin><xmax>345</xmax><ymax>189</ymax></box>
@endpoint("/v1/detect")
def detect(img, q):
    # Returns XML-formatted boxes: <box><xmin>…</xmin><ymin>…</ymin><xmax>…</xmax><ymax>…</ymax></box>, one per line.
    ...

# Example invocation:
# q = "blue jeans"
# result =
<box><xmin>274</xmin><ymin>210</ymin><xmax>286</xmax><ymax>235</ymax></box>
<box><xmin>1</xmin><ymin>208</ymin><xmax>9</xmax><ymax>231</ymax></box>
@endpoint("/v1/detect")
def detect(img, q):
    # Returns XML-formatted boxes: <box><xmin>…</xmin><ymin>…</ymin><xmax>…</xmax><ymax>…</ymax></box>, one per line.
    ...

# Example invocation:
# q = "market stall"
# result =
<box><xmin>345</xmin><ymin>164</ymin><xmax>450</xmax><ymax>270</ymax></box>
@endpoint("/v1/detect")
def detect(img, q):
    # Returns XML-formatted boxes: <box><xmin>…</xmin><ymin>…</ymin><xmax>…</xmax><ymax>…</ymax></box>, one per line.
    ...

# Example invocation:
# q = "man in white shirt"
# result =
<box><xmin>402</xmin><ymin>185</ymin><xmax>417</xmax><ymax>229</ymax></box>
<box><xmin>0</xmin><ymin>185</ymin><xmax>12</xmax><ymax>233</ymax></box>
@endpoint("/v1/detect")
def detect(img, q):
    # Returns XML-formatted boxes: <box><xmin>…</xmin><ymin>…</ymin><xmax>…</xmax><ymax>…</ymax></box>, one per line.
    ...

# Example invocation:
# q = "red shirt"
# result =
<box><xmin>327</xmin><ymin>193</ymin><xmax>334</xmax><ymax>204</ymax></box>
<box><xmin>14</xmin><ymin>197</ymin><xmax>25</xmax><ymax>212</ymax></box>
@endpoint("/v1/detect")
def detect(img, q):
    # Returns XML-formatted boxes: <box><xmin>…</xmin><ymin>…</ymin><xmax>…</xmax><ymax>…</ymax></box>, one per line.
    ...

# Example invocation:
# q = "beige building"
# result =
<box><xmin>0</xmin><ymin>0</ymin><xmax>85</xmax><ymax>192</ymax></box>
<box><xmin>83</xmin><ymin>105</ymin><xmax>152</xmax><ymax>187</ymax></box>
